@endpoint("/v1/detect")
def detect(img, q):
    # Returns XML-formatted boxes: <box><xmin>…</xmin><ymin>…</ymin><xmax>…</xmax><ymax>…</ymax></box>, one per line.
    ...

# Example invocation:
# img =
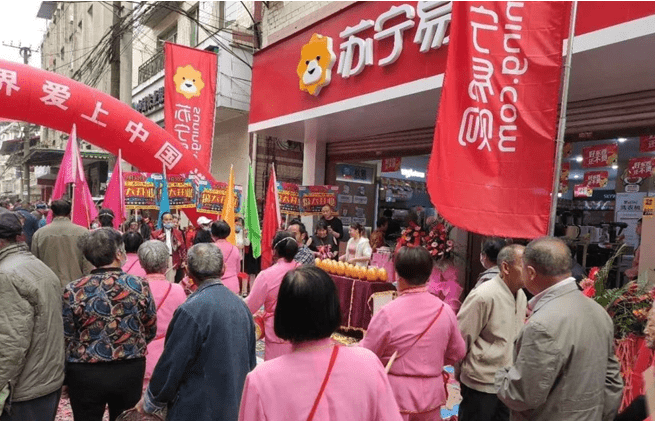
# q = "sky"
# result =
<box><xmin>0</xmin><ymin>1</ymin><xmax>47</xmax><ymax>67</ymax></box>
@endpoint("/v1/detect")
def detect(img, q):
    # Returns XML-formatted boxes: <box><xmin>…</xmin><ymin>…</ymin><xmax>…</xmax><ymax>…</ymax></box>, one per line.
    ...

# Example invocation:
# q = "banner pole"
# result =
<box><xmin>548</xmin><ymin>1</ymin><xmax>579</xmax><ymax>236</ymax></box>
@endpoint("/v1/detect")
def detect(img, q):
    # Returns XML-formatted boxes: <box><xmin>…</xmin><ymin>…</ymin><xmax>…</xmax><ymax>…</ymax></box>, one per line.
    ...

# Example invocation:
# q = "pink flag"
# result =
<box><xmin>103</xmin><ymin>149</ymin><xmax>126</xmax><ymax>229</ymax></box>
<box><xmin>48</xmin><ymin>125</ymin><xmax>98</xmax><ymax>228</ymax></box>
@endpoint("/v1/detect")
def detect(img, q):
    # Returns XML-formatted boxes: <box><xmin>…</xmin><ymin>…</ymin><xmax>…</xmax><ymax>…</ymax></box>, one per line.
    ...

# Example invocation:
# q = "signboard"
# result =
<box><xmin>615</xmin><ymin>192</ymin><xmax>646</xmax><ymax>248</ymax></box>
<box><xmin>644</xmin><ymin>197</ymin><xmax>655</xmax><ymax>217</ymax></box>
<box><xmin>276</xmin><ymin>182</ymin><xmax>300</xmax><ymax>215</ymax></box>
<box><xmin>583</xmin><ymin>171</ymin><xmax>609</xmax><ymax>188</ymax></box>
<box><xmin>196</xmin><ymin>180</ymin><xmax>242</xmax><ymax>216</ymax></box>
<box><xmin>582</xmin><ymin>143</ymin><xmax>618</xmax><ymax>168</ymax></box>
<box><xmin>167</xmin><ymin>174</ymin><xmax>195</xmax><ymax>210</ymax></box>
<box><xmin>124</xmin><ymin>172</ymin><xmax>158</xmax><ymax>210</ymax></box>
<box><xmin>298</xmin><ymin>185</ymin><xmax>339</xmax><ymax>215</ymax></box>
<box><xmin>335</xmin><ymin>163</ymin><xmax>376</xmax><ymax>184</ymax></box>
<box><xmin>381</xmin><ymin>157</ymin><xmax>402</xmax><ymax>173</ymax></box>
<box><xmin>628</xmin><ymin>156</ymin><xmax>655</xmax><ymax>178</ymax></box>
<box><xmin>640</xmin><ymin>135</ymin><xmax>655</xmax><ymax>153</ymax></box>
<box><xmin>574</xmin><ymin>184</ymin><xmax>593</xmax><ymax>198</ymax></box>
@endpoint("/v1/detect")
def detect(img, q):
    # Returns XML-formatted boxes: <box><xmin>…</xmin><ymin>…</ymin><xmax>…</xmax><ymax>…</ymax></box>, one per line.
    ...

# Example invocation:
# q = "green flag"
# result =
<box><xmin>244</xmin><ymin>164</ymin><xmax>262</xmax><ymax>258</ymax></box>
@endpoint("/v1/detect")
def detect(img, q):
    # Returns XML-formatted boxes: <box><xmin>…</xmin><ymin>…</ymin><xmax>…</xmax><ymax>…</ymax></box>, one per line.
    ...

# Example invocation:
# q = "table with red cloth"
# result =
<box><xmin>330</xmin><ymin>274</ymin><xmax>396</xmax><ymax>333</ymax></box>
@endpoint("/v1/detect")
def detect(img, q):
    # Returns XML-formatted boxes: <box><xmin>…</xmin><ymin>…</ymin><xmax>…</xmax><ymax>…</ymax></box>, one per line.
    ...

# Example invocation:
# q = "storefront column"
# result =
<box><xmin>301</xmin><ymin>136</ymin><xmax>326</xmax><ymax>234</ymax></box>
<box><xmin>640</xmin><ymin>216</ymin><xmax>655</xmax><ymax>288</ymax></box>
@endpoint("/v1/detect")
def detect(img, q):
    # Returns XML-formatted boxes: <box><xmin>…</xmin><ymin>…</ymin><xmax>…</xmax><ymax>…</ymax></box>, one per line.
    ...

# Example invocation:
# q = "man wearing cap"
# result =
<box><xmin>35</xmin><ymin>204</ymin><xmax>48</xmax><ymax>229</ymax></box>
<box><xmin>31</xmin><ymin>199</ymin><xmax>93</xmax><ymax>288</ymax></box>
<box><xmin>0</xmin><ymin>212</ymin><xmax>65</xmax><ymax>420</ymax></box>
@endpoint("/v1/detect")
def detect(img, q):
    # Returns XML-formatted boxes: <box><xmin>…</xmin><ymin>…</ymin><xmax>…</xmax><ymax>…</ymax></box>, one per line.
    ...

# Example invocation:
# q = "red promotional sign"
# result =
<box><xmin>164</xmin><ymin>42</ymin><xmax>217</xmax><ymax>173</ymax></box>
<box><xmin>276</xmin><ymin>182</ymin><xmax>300</xmax><ymax>215</ymax></box>
<box><xmin>381</xmin><ymin>157</ymin><xmax>402</xmax><ymax>173</ymax></box>
<box><xmin>628</xmin><ymin>156</ymin><xmax>655</xmax><ymax>178</ymax></box>
<box><xmin>583</xmin><ymin>171</ymin><xmax>609</xmax><ymax>188</ymax></box>
<box><xmin>640</xmin><ymin>135</ymin><xmax>655</xmax><ymax>153</ymax></box>
<box><xmin>581</xmin><ymin>143</ymin><xmax>618</xmax><ymax>168</ymax></box>
<box><xmin>574</xmin><ymin>184</ymin><xmax>593</xmax><ymax>198</ymax></box>
<box><xmin>426</xmin><ymin>2</ymin><xmax>569</xmax><ymax>238</ymax></box>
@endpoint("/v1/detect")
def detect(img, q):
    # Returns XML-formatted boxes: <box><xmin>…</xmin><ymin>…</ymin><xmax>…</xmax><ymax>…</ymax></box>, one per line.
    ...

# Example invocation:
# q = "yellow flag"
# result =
<box><xmin>222</xmin><ymin>165</ymin><xmax>236</xmax><ymax>245</ymax></box>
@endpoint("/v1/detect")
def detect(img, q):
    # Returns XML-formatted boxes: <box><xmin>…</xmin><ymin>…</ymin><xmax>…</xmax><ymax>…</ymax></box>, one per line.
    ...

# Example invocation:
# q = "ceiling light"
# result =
<box><xmin>557</xmin><ymin>192</ymin><xmax>562</xmax><ymax>198</ymax></box>
<box><xmin>618</xmin><ymin>137</ymin><xmax>627</xmax><ymax>143</ymax></box>
<box><xmin>612</xmin><ymin>164</ymin><xmax>618</xmax><ymax>169</ymax></box>
<box><xmin>575</xmin><ymin>156</ymin><xmax>583</xmax><ymax>162</ymax></box>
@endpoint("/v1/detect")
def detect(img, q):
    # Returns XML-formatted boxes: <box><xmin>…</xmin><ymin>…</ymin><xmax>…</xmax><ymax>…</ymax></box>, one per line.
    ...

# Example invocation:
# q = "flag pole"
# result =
<box><xmin>548</xmin><ymin>1</ymin><xmax>579</xmax><ymax>236</ymax></box>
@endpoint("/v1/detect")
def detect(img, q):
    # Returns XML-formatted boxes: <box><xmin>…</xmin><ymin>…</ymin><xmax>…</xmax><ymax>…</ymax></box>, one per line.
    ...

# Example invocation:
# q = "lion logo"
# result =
<box><xmin>297</xmin><ymin>34</ymin><xmax>336</xmax><ymax>96</ymax></box>
<box><xmin>173</xmin><ymin>65</ymin><xmax>205</xmax><ymax>99</ymax></box>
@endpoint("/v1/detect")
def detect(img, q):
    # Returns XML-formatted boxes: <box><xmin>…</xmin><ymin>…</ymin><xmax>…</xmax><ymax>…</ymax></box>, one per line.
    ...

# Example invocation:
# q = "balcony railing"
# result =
<box><xmin>138</xmin><ymin>50</ymin><xmax>164</xmax><ymax>85</ymax></box>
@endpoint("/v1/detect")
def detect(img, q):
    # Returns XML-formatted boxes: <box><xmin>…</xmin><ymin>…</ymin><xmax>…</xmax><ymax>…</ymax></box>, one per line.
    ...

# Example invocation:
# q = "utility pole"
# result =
<box><xmin>110</xmin><ymin>1</ymin><xmax>121</xmax><ymax>99</ymax></box>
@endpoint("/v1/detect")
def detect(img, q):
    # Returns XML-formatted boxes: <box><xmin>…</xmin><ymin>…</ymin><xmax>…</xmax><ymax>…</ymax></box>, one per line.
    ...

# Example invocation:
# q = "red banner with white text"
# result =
<box><xmin>164</xmin><ymin>42</ymin><xmax>217</xmax><ymax>173</ymax></box>
<box><xmin>427</xmin><ymin>1</ymin><xmax>569</xmax><ymax>238</ymax></box>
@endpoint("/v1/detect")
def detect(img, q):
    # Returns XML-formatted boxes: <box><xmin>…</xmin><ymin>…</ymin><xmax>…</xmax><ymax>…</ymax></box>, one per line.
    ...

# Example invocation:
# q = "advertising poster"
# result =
<box><xmin>615</xmin><ymin>192</ymin><xmax>646</xmax><ymax>248</ymax></box>
<box><xmin>124</xmin><ymin>172</ymin><xmax>158</xmax><ymax>210</ymax></box>
<box><xmin>298</xmin><ymin>185</ymin><xmax>339</xmax><ymax>215</ymax></box>
<box><xmin>640</xmin><ymin>135</ymin><xmax>655</xmax><ymax>153</ymax></box>
<box><xmin>196</xmin><ymin>180</ymin><xmax>242</xmax><ymax>215</ymax></box>
<box><xmin>583</xmin><ymin>171</ymin><xmax>609</xmax><ymax>188</ymax></box>
<box><xmin>559</xmin><ymin>162</ymin><xmax>570</xmax><ymax>193</ymax></box>
<box><xmin>628</xmin><ymin>156</ymin><xmax>655</xmax><ymax>179</ymax></box>
<box><xmin>582</xmin><ymin>143</ymin><xmax>618</xmax><ymax>168</ymax></box>
<box><xmin>276</xmin><ymin>182</ymin><xmax>300</xmax><ymax>215</ymax></box>
<box><xmin>167</xmin><ymin>174</ymin><xmax>195</xmax><ymax>210</ymax></box>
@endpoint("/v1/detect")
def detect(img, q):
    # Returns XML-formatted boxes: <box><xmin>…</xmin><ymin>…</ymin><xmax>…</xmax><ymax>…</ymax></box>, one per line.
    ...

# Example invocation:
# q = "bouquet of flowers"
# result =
<box><xmin>395</xmin><ymin>220</ymin><xmax>454</xmax><ymax>261</ymax></box>
<box><xmin>581</xmin><ymin>244</ymin><xmax>654</xmax><ymax>339</ymax></box>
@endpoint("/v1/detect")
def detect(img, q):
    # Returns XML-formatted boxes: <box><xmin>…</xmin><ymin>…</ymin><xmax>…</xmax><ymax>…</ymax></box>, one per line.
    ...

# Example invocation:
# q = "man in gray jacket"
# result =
<box><xmin>496</xmin><ymin>237</ymin><xmax>623</xmax><ymax>420</ymax></box>
<box><xmin>0</xmin><ymin>212</ymin><xmax>65</xmax><ymax>420</ymax></box>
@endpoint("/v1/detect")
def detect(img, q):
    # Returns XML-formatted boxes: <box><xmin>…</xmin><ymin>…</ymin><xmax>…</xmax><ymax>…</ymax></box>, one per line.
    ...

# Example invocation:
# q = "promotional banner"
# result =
<box><xmin>582</xmin><ymin>143</ymin><xmax>618</xmax><ymax>168</ymax></box>
<box><xmin>196</xmin><ymin>180</ymin><xmax>242</xmax><ymax>216</ymax></box>
<box><xmin>628</xmin><ymin>156</ymin><xmax>655</xmax><ymax>178</ymax></box>
<box><xmin>167</xmin><ymin>174</ymin><xmax>195</xmax><ymax>210</ymax></box>
<box><xmin>559</xmin><ymin>162</ymin><xmax>570</xmax><ymax>193</ymax></box>
<box><xmin>298</xmin><ymin>185</ymin><xmax>339</xmax><ymax>215</ymax></box>
<box><xmin>426</xmin><ymin>1</ymin><xmax>569</xmax><ymax>238</ymax></box>
<box><xmin>640</xmin><ymin>135</ymin><xmax>655</xmax><ymax>153</ymax></box>
<box><xmin>381</xmin><ymin>157</ymin><xmax>402</xmax><ymax>173</ymax></box>
<box><xmin>103</xmin><ymin>150</ymin><xmax>126</xmax><ymax>229</ymax></box>
<box><xmin>124</xmin><ymin>172</ymin><xmax>158</xmax><ymax>210</ymax></box>
<box><xmin>583</xmin><ymin>171</ymin><xmax>609</xmax><ymax>188</ymax></box>
<box><xmin>574</xmin><ymin>184</ymin><xmax>593</xmax><ymax>198</ymax></box>
<box><xmin>276</xmin><ymin>182</ymin><xmax>300</xmax><ymax>215</ymax></box>
<box><xmin>164</xmin><ymin>42</ymin><xmax>217</xmax><ymax>173</ymax></box>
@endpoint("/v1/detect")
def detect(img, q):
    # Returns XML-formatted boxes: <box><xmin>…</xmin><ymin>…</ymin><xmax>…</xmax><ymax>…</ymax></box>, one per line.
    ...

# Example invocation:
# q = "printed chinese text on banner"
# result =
<box><xmin>628</xmin><ymin>157</ymin><xmax>655</xmax><ymax>179</ymax></box>
<box><xmin>276</xmin><ymin>182</ymin><xmax>300</xmax><ymax>215</ymax></box>
<box><xmin>426</xmin><ymin>2</ymin><xmax>570</xmax><ymax>238</ymax></box>
<box><xmin>381</xmin><ymin>158</ymin><xmax>402</xmax><ymax>173</ymax></box>
<box><xmin>298</xmin><ymin>185</ymin><xmax>339</xmax><ymax>215</ymax></box>
<box><xmin>164</xmin><ymin>42</ymin><xmax>217</xmax><ymax>173</ymax></box>
<box><xmin>640</xmin><ymin>135</ymin><xmax>655</xmax><ymax>153</ymax></box>
<box><xmin>124</xmin><ymin>173</ymin><xmax>158</xmax><ymax>210</ymax></box>
<box><xmin>583</xmin><ymin>171</ymin><xmax>609</xmax><ymax>188</ymax></box>
<box><xmin>582</xmin><ymin>143</ymin><xmax>618</xmax><ymax>168</ymax></box>
<box><xmin>196</xmin><ymin>181</ymin><xmax>242</xmax><ymax>215</ymax></box>
<box><xmin>167</xmin><ymin>174</ymin><xmax>195</xmax><ymax>210</ymax></box>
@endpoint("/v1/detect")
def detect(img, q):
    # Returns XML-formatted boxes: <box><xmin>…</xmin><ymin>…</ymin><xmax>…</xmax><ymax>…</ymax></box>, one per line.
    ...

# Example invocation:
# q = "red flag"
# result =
<box><xmin>261</xmin><ymin>164</ymin><xmax>282</xmax><ymax>270</ymax></box>
<box><xmin>103</xmin><ymin>150</ymin><xmax>126</xmax><ymax>229</ymax></box>
<box><xmin>164</xmin><ymin>42</ymin><xmax>217</xmax><ymax>173</ymax></box>
<box><xmin>48</xmin><ymin>125</ymin><xmax>98</xmax><ymax>228</ymax></box>
<box><xmin>427</xmin><ymin>2</ymin><xmax>570</xmax><ymax>238</ymax></box>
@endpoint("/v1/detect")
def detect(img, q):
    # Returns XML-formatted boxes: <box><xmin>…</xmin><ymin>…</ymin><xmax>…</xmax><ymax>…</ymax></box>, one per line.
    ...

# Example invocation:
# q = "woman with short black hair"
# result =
<box><xmin>212</xmin><ymin>220</ymin><xmax>242</xmax><ymax>294</ymax></box>
<box><xmin>245</xmin><ymin>231</ymin><xmax>299</xmax><ymax>360</ymax></box>
<box><xmin>97</xmin><ymin>208</ymin><xmax>115</xmax><ymax>229</ymax></box>
<box><xmin>122</xmin><ymin>231</ymin><xmax>146</xmax><ymax>277</ymax></box>
<box><xmin>239</xmin><ymin>266</ymin><xmax>402</xmax><ymax>421</ymax></box>
<box><xmin>62</xmin><ymin>228</ymin><xmax>157</xmax><ymax>420</ymax></box>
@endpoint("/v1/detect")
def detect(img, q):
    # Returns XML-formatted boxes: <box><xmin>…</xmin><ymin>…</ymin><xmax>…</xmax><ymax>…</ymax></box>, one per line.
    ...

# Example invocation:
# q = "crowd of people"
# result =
<box><xmin>0</xmin><ymin>197</ymin><xmax>639</xmax><ymax>421</ymax></box>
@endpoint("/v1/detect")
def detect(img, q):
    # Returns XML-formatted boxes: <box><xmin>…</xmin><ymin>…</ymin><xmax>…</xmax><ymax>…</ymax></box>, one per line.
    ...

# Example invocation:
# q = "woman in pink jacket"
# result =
<box><xmin>137</xmin><ymin>240</ymin><xmax>187</xmax><ymax>388</ymax></box>
<box><xmin>239</xmin><ymin>266</ymin><xmax>402</xmax><ymax>421</ymax></box>
<box><xmin>211</xmin><ymin>220</ymin><xmax>241</xmax><ymax>295</ymax></box>
<box><xmin>245</xmin><ymin>231</ymin><xmax>299</xmax><ymax>360</ymax></box>
<box><xmin>122</xmin><ymin>232</ymin><xmax>147</xmax><ymax>277</ymax></box>
<box><xmin>362</xmin><ymin>246</ymin><xmax>466</xmax><ymax>421</ymax></box>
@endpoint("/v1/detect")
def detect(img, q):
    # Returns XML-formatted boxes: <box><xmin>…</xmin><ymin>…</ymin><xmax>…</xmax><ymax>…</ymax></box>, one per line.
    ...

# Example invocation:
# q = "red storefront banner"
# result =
<box><xmin>426</xmin><ymin>2</ymin><xmax>569</xmax><ymax>238</ymax></box>
<box><xmin>164</xmin><ymin>42</ymin><xmax>217</xmax><ymax>173</ymax></box>
<box><xmin>583</xmin><ymin>171</ymin><xmax>609</xmax><ymax>188</ymax></box>
<box><xmin>381</xmin><ymin>157</ymin><xmax>402</xmax><ymax>173</ymax></box>
<box><xmin>582</xmin><ymin>143</ymin><xmax>618</xmax><ymax>168</ymax></box>
<box><xmin>628</xmin><ymin>156</ymin><xmax>655</xmax><ymax>178</ymax></box>
<box><xmin>640</xmin><ymin>135</ymin><xmax>655</xmax><ymax>153</ymax></box>
<box><xmin>559</xmin><ymin>162</ymin><xmax>570</xmax><ymax>193</ymax></box>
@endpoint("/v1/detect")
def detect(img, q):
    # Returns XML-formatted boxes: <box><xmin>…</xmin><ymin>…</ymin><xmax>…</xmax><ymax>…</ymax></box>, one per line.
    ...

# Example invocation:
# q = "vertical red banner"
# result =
<box><xmin>164</xmin><ymin>42</ymin><xmax>217</xmax><ymax>173</ymax></box>
<box><xmin>427</xmin><ymin>2</ymin><xmax>570</xmax><ymax>238</ymax></box>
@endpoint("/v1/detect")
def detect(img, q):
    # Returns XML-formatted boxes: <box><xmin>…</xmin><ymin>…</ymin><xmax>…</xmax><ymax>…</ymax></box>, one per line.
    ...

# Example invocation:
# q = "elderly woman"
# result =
<box><xmin>62</xmin><ymin>228</ymin><xmax>157</xmax><ymax>421</ymax></box>
<box><xmin>307</xmin><ymin>220</ymin><xmax>338</xmax><ymax>259</ymax></box>
<box><xmin>239</xmin><ymin>266</ymin><xmax>402</xmax><ymax>421</ymax></box>
<box><xmin>137</xmin><ymin>240</ymin><xmax>187</xmax><ymax>389</ymax></box>
<box><xmin>340</xmin><ymin>223</ymin><xmax>372</xmax><ymax>267</ymax></box>
<box><xmin>122</xmin><ymin>232</ymin><xmax>146</xmax><ymax>277</ymax></box>
<box><xmin>245</xmin><ymin>231</ymin><xmax>299</xmax><ymax>360</ymax></box>
<box><xmin>362</xmin><ymin>246</ymin><xmax>466</xmax><ymax>421</ymax></box>
<box><xmin>97</xmin><ymin>208</ymin><xmax>115</xmax><ymax>229</ymax></box>
<box><xmin>212</xmin><ymin>220</ymin><xmax>241</xmax><ymax>295</ymax></box>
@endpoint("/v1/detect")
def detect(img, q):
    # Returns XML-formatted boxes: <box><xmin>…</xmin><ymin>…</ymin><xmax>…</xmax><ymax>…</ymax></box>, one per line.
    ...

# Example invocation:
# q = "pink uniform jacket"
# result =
<box><xmin>122</xmin><ymin>253</ymin><xmax>147</xmax><ymax>278</ymax></box>
<box><xmin>142</xmin><ymin>273</ymin><xmax>187</xmax><ymax>388</ymax></box>
<box><xmin>239</xmin><ymin>338</ymin><xmax>403</xmax><ymax>421</ymax></box>
<box><xmin>245</xmin><ymin>259</ymin><xmax>298</xmax><ymax>360</ymax></box>
<box><xmin>361</xmin><ymin>287</ymin><xmax>466</xmax><ymax>419</ymax></box>
<box><xmin>215</xmin><ymin>239</ymin><xmax>241</xmax><ymax>295</ymax></box>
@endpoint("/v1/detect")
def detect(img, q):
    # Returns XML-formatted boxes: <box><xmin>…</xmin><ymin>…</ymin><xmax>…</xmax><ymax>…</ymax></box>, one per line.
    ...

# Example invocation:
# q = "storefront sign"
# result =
<box><xmin>124</xmin><ymin>172</ymin><xmax>158</xmax><ymax>210</ymax></box>
<box><xmin>196</xmin><ymin>180</ymin><xmax>242</xmax><ymax>215</ymax></box>
<box><xmin>639</xmin><ymin>135</ymin><xmax>655</xmax><ymax>153</ymax></box>
<box><xmin>335</xmin><ymin>163</ymin><xmax>376</xmax><ymax>184</ymax></box>
<box><xmin>574</xmin><ymin>184</ymin><xmax>594</xmax><ymax>198</ymax></box>
<box><xmin>584</xmin><ymin>171</ymin><xmax>609</xmax><ymax>188</ymax></box>
<box><xmin>381</xmin><ymin>157</ymin><xmax>402</xmax><ymax>173</ymax></box>
<box><xmin>132</xmin><ymin>87</ymin><xmax>164</xmax><ymax>114</ymax></box>
<box><xmin>298</xmin><ymin>185</ymin><xmax>339</xmax><ymax>215</ymax></box>
<box><xmin>164</xmin><ymin>42</ymin><xmax>217</xmax><ymax>173</ymax></box>
<box><xmin>581</xmin><ymin>143</ymin><xmax>618</xmax><ymax>168</ymax></box>
<box><xmin>426</xmin><ymin>1</ymin><xmax>569</xmax><ymax>238</ymax></box>
<box><xmin>628</xmin><ymin>156</ymin><xmax>655</xmax><ymax>178</ymax></box>
<box><xmin>276</xmin><ymin>182</ymin><xmax>300</xmax><ymax>215</ymax></box>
